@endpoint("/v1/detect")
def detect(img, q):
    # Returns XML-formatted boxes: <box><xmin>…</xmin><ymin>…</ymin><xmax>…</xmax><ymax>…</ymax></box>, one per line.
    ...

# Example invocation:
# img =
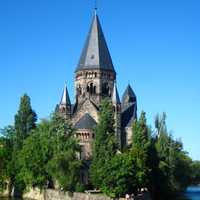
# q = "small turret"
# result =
<box><xmin>112</xmin><ymin>82</ymin><xmax>120</xmax><ymax>105</ymax></box>
<box><xmin>122</xmin><ymin>84</ymin><xmax>137</xmax><ymax>111</ymax></box>
<box><xmin>112</xmin><ymin>82</ymin><xmax>122</xmax><ymax>148</ymax></box>
<box><xmin>58</xmin><ymin>83</ymin><xmax>71</xmax><ymax>119</ymax></box>
<box><xmin>121</xmin><ymin>84</ymin><xmax>137</xmax><ymax>147</ymax></box>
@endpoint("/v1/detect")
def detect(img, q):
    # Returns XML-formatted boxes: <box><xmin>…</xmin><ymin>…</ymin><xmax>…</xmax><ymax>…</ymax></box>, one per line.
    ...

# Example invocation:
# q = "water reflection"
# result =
<box><xmin>185</xmin><ymin>186</ymin><xmax>200</xmax><ymax>200</ymax></box>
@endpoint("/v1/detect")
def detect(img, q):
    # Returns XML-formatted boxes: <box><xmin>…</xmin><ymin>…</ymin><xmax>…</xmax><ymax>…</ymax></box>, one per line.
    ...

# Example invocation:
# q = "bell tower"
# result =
<box><xmin>75</xmin><ymin>12</ymin><xmax>116</xmax><ymax>106</ymax></box>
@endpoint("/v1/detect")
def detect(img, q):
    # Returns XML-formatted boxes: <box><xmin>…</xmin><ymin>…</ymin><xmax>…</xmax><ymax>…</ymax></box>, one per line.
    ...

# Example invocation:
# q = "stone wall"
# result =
<box><xmin>1</xmin><ymin>188</ymin><xmax>152</xmax><ymax>200</ymax></box>
<box><xmin>44</xmin><ymin>189</ymin><xmax>112</xmax><ymax>200</ymax></box>
<box><xmin>23</xmin><ymin>188</ymin><xmax>44</xmax><ymax>200</ymax></box>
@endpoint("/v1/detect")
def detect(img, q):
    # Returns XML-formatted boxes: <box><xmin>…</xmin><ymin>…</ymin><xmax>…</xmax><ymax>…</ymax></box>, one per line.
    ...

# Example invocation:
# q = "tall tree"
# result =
<box><xmin>0</xmin><ymin>126</ymin><xmax>16</xmax><ymax>194</ymax></box>
<box><xmin>47</xmin><ymin>113</ymin><xmax>82</xmax><ymax>192</ymax></box>
<box><xmin>14</xmin><ymin>94</ymin><xmax>37</xmax><ymax>149</ymax></box>
<box><xmin>90</xmin><ymin>99</ymin><xmax>118</xmax><ymax>188</ymax></box>
<box><xmin>191</xmin><ymin>161</ymin><xmax>200</xmax><ymax>184</ymax></box>
<box><xmin>17</xmin><ymin>113</ymin><xmax>82</xmax><ymax>192</ymax></box>
<box><xmin>11</xmin><ymin>94</ymin><xmax>37</xmax><ymax>196</ymax></box>
<box><xmin>131</xmin><ymin>111</ymin><xmax>151</xmax><ymax>190</ymax></box>
<box><xmin>98</xmin><ymin>152</ymin><xmax>137</xmax><ymax>198</ymax></box>
<box><xmin>155</xmin><ymin>113</ymin><xmax>192</xmax><ymax>199</ymax></box>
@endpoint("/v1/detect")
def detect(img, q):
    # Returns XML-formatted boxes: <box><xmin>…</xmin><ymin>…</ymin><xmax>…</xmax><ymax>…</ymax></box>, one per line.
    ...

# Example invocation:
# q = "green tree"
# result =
<box><xmin>131</xmin><ymin>111</ymin><xmax>151</xmax><ymax>190</ymax></box>
<box><xmin>191</xmin><ymin>161</ymin><xmax>200</xmax><ymax>184</ymax></box>
<box><xmin>99</xmin><ymin>152</ymin><xmax>137</xmax><ymax>198</ymax></box>
<box><xmin>0</xmin><ymin>94</ymin><xmax>37</xmax><ymax>196</ymax></box>
<box><xmin>155</xmin><ymin>113</ymin><xmax>192</xmax><ymax>199</ymax></box>
<box><xmin>90</xmin><ymin>99</ymin><xmax>118</xmax><ymax>188</ymax></box>
<box><xmin>17</xmin><ymin>120</ymin><xmax>53</xmax><ymax>190</ymax></box>
<box><xmin>47</xmin><ymin>113</ymin><xmax>82</xmax><ymax>192</ymax></box>
<box><xmin>14</xmin><ymin>94</ymin><xmax>37</xmax><ymax>149</ymax></box>
<box><xmin>17</xmin><ymin>113</ymin><xmax>82</xmax><ymax>192</ymax></box>
<box><xmin>0</xmin><ymin>126</ymin><xmax>16</xmax><ymax>194</ymax></box>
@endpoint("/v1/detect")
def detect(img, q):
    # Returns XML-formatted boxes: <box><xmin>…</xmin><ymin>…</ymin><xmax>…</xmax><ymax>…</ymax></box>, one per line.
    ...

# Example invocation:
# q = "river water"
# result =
<box><xmin>0</xmin><ymin>186</ymin><xmax>200</xmax><ymax>200</ymax></box>
<box><xmin>184</xmin><ymin>186</ymin><xmax>200</xmax><ymax>200</ymax></box>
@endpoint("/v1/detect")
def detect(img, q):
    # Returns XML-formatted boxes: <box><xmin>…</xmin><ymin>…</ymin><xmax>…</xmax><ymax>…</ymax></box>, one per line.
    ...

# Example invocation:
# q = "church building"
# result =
<box><xmin>57</xmin><ymin>11</ymin><xmax>137</xmax><ymax>160</ymax></box>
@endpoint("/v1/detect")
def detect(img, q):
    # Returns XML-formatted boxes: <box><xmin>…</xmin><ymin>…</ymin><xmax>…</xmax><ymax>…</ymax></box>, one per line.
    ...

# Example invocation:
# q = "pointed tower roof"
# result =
<box><xmin>75</xmin><ymin>12</ymin><xmax>115</xmax><ymax>73</ymax></box>
<box><xmin>112</xmin><ymin>82</ymin><xmax>120</xmax><ymax>104</ymax></box>
<box><xmin>60</xmin><ymin>83</ymin><xmax>71</xmax><ymax>105</ymax></box>
<box><xmin>122</xmin><ymin>84</ymin><xmax>136</xmax><ymax>107</ymax></box>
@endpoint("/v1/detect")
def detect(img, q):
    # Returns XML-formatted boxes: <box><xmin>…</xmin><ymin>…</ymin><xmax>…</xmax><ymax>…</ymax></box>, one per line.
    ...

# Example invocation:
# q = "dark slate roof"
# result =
<box><xmin>122</xmin><ymin>84</ymin><xmax>136</xmax><ymax>111</ymax></box>
<box><xmin>121</xmin><ymin>103</ymin><xmax>137</xmax><ymax>128</ymax></box>
<box><xmin>122</xmin><ymin>84</ymin><xmax>136</xmax><ymax>103</ymax></box>
<box><xmin>75</xmin><ymin>13</ymin><xmax>115</xmax><ymax>73</ymax></box>
<box><xmin>60</xmin><ymin>83</ymin><xmax>71</xmax><ymax>105</ymax></box>
<box><xmin>74</xmin><ymin>113</ymin><xmax>97</xmax><ymax>129</ymax></box>
<box><xmin>112</xmin><ymin>82</ymin><xmax>120</xmax><ymax>104</ymax></box>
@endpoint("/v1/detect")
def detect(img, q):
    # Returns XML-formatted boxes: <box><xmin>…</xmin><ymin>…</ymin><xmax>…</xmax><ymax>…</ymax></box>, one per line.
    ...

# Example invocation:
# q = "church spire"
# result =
<box><xmin>76</xmin><ymin>12</ymin><xmax>115</xmax><ymax>73</ymax></box>
<box><xmin>60</xmin><ymin>83</ymin><xmax>71</xmax><ymax>105</ymax></box>
<box><xmin>112</xmin><ymin>82</ymin><xmax>120</xmax><ymax>104</ymax></box>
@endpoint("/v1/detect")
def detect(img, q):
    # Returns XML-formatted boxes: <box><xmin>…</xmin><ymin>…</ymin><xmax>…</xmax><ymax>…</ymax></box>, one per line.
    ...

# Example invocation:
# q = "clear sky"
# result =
<box><xmin>0</xmin><ymin>0</ymin><xmax>199</xmax><ymax>160</ymax></box>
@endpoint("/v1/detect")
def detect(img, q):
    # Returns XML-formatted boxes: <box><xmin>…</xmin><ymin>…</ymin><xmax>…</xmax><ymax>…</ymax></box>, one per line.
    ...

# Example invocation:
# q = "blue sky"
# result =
<box><xmin>0</xmin><ymin>0</ymin><xmax>199</xmax><ymax>160</ymax></box>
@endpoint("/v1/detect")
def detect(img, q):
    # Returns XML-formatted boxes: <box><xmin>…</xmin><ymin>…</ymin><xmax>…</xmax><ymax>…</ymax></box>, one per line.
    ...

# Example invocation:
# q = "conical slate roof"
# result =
<box><xmin>74</xmin><ymin>113</ymin><xmax>97</xmax><ymax>129</ymax></box>
<box><xmin>75</xmin><ymin>13</ymin><xmax>115</xmax><ymax>72</ymax></box>
<box><xmin>60</xmin><ymin>83</ymin><xmax>71</xmax><ymax>105</ymax></box>
<box><xmin>112</xmin><ymin>82</ymin><xmax>120</xmax><ymax>104</ymax></box>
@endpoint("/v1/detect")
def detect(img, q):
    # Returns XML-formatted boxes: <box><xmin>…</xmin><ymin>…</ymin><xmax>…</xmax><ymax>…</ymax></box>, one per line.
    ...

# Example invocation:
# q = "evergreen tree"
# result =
<box><xmin>12</xmin><ymin>94</ymin><xmax>37</xmax><ymax>196</ymax></box>
<box><xmin>90</xmin><ymin>99</ymin><xmax>118</xmax><ymax>188</ymax></box>
<box><xmin>155</xmin><ymin>113</ymin><xmax>192</xmax><ymax>199</ymax></box>
<box><xmin>131</xmin><ymin>111</ymin><xmax>151</xmax><ymax>190</ymax></box>
<box><xmin>14</xmin><ymin>94</ymin><xmax>37</xmax><ymax>149</ymax></box>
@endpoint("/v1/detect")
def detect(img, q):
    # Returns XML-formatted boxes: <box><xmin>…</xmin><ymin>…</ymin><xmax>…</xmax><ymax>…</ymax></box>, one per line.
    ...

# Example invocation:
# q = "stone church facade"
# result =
<box><xmin>57</xmin><ymin>12</ymin><xmax>137</xmax><ymax>161</ymax></box>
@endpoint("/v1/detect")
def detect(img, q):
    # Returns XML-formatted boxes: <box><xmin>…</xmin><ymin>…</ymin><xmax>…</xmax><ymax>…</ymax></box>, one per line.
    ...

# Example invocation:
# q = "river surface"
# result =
<box><xmin>0</xmin><ymin>186</ymin><xmax>200</xmax><ymax>200</ymax></box>
<box><xmin>184</xmin><ymin>186</ymin><xmax>200</xmax><ymax>200</ymax></box>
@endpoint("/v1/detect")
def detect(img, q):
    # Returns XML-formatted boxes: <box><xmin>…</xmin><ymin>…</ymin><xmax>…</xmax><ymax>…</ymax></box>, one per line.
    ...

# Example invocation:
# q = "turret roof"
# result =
<box><xmin>112</xmin><ymin>82</ymin><xmax>120</xmax><ymax>104</ymax></box>
<box><xmin>60</xmin><ymin>83</ymin><xmax>71</xmax><ymax>105</ymax></box>
<box><xmin>122</xmin><ymin>84</ymin><xmax>136</xmax><ymax>104</ymax></box>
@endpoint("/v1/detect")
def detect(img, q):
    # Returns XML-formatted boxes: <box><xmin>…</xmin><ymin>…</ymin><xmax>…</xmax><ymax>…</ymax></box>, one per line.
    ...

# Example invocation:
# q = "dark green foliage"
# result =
<box><xmin>0</xmin><ymin>93</ymin><xmax>197</xmax><ymax>199</ymax></box>
<box><xmin>98</xmin><ymin>152</ymin><xmax>137</xmax><ymax>198</ymax></box>
<box><xmin>131</xmin><ymin>111</ymin><xmax>151</xmax><ymax>190</ymax></box>
<box><xmin>0</xmin><ymin>126</ymin><xmax>15</xmax><ymax>193</ymax></box>
<box><xmin>17</xmin><ymin>120</ymin><xmax>53</xmax><ymax>190</ymax></box>
<box><xmin>18</xmin><ymin>113</ymin><xmax>82</xmax><ymax>192</ymax></box>
<box><xmin>14</xmin><ymin>94</ymin><xmax>37</xmax><ymax>149</ymax></box>
<box><xmin>47</xmin><ymin>113</ymin><xmax>82</xmax><ymax>191</ymax></box>
<box><xmin>132</xmin><ymin>111</ymin><xmax>149</xmax><ymax>149</ymax></box>
<box><xmin>191</xmin><ymin>161</ymin><xmax>200</xmax><ymax>184</ymax></box>
<box><xmin>90</xmin><ymin>99</ymin><xmax>118</xmax><ymax>188</ymax></box>
<box><xmin>153</xmin><ymin>113</ymin><xmax>192</xmax><ymax>199</ymax></box>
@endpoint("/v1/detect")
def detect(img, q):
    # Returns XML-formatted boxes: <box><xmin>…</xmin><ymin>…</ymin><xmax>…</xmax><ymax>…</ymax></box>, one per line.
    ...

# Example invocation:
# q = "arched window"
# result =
<box><xmin>77</xmin><ymin>85</ymin><xmax>82</xmax><ymax>95</ymax></box>
<box><xmin>102</xmin><ymin>82</ymin><xmax>109</xmax><ymax>95</ymax></box>
<box><xmin>62</xmin><ymin>107</ymin><xmax>65</xmax><ymax>112</ymax></box>
<box><xmin>93</xmin><ymin>86</ymin><xmax>96</xmax><ymax>94</ymax></box>
<box><xmin>87</xmin><ymin>82</ymin><xmax>96</xmax><ymax>95</ymax></box>
<box><xmin>87</xmin><ymin>85</ymin><xmax>90</xmax><ymax>92</ymax></box>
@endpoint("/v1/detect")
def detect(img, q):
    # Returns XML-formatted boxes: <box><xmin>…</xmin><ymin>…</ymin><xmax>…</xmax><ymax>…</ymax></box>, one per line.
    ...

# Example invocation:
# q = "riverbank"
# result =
<box><xmin>0</xmin><ymin>188</ymin><xmax>151</xmax><ymax>200</ymax></box>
